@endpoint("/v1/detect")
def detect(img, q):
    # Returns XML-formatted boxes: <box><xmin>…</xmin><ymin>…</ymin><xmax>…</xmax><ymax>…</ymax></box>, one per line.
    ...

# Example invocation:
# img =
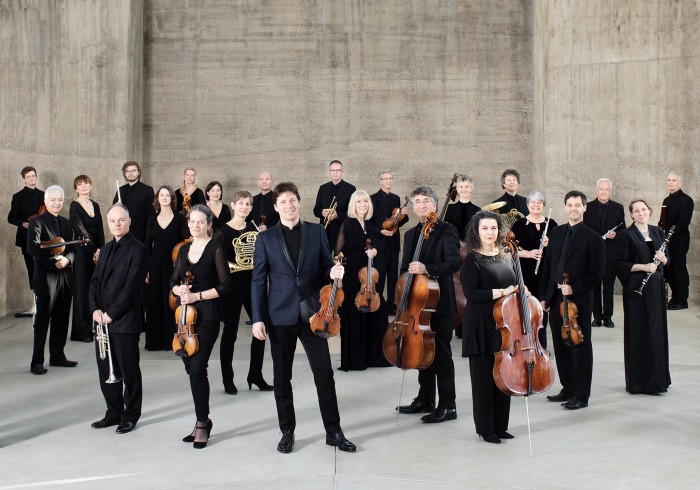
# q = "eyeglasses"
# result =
<box><xmin>124</xmin><ymin>169</ymin><xmax>139</xmax><ymax>173</ymax></box>
<box><xmin>381</xmin><ymin>177</ymin><xmax>394</xmax><ymax>181</ymax></box>
<box><xmin>329</xmin><ymin>169</ymin><xmax>343</xmax><ymax>173</ymax></box>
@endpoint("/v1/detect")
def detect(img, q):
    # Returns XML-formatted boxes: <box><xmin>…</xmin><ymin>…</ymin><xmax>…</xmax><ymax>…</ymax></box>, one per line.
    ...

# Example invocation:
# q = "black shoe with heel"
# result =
<box><xmin>224</xmin><ymin>382</ymin><xmax>238</xmax><ymax>395</ymax></box>
<box><xmin>193</xmin><ymin>420</ymin><xmax>211</xmax><ymax>449</ymax></box>
<box><xmin>247</xmin><ymin>375</ymin><xmax>273</xmax><ymax>391</ymax></box>
<box><xmin>183</xmin><ymin>419</ymin><xmax>212</xmax><ymax>443</ymax></box>
<box><xmin>480</xmin><ymin>433</ymin><xmax>501</xmax><ymax>444</ymax></box>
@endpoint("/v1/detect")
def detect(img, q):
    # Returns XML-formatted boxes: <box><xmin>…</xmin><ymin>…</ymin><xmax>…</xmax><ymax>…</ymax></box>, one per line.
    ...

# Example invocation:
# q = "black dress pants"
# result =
<box><xmin>416</xmin><ymin>314</ymin><xmax>456</xmax><ymax>410</ymax></box>
<box><xmin>220</xmin><ymin>292</ymin><xmax>266</xmax><ymax>388</ymax></box>
<box><xmin>22</xmin><ymin>248</ymin><xmax>34</xmax><ymax>290</ymax></box>
<box><xmin>182</xmin><ymin>320</ymin><xmax>220</xmax><ymax>421</ymax></box>
<box><xmin>592</xmin><ymin>254</ymin><xmax>616</xmax><ymax>321</ymax></box>
<box><xmin>268</xmin><ymin>320</ymin><xmax>341</xmax><ymax>434</ymax></box>
<box><xmin>666</xmin><ymin>237</ymin><xmax>690</xmax><ymax>306</ymax></box>
<box><xmin>468</xmin><ymin>354</ymin><xmax>511</xmax><ymax>436</ymax></box>
<box><xmin>376</xmin><ymin>247</ymin><xmax>400</xmax><ymax>307</ymax></box>
<box><xmin>32</xmin><ymin>280</ymin><xmax>71</xmax><ymax>366</ymax></box>
<box><xmin>96</xmin><ymin>332</ymin><xmax>142</xmax><ymax>424</ymax></box>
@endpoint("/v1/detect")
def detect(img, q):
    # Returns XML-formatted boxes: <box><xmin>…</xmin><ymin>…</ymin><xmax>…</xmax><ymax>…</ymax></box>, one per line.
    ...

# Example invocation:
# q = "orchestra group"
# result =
<box><xmin>6</xmin><ymin>161</ymin><xmax>694</xmax><ymax>451</ymax></box>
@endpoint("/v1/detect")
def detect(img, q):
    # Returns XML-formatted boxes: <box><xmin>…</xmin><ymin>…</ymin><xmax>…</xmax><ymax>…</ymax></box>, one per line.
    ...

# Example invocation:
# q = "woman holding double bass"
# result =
<box><xmin>461</xmin><ymin>211</ymin><xmax>516</xmax><ymax>443</ymax></box>
<box><xmin>170</xmin><ymin>204</ymin><xmax>232</xmax><ymax>448</ymax></box>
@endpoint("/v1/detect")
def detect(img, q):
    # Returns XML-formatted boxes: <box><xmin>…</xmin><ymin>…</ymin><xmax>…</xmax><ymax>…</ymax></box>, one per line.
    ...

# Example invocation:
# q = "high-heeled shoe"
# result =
<box><xmin>193</xmin><ymin>421</ymin><xmax>210</xmax><ymax>449</ymax></box>
<box><xmin>247</xmin><ymin>375</ymin><xmax>273</xmax><ymax>391</ymax></box>
<box><xmin>182</xmin><ymin>419</ymin><xmax>212</xmax><ymax>443</ymax></box>
<box><xmin>479</xmin><ymin>433</ymin><xmax>501</xmax><ymax>444</ymax></box>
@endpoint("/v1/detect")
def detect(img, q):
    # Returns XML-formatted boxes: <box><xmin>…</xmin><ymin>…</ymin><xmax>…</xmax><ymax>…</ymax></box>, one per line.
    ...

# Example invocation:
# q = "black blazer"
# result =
<box><xmin>113</xmin><ymin>181</ymin><xmax>155</xmax><ymax>243</ymax></box>
<box><xmin>313</xmin><ymin>180</ymin><xmax>357</xmax><ymax>248</ymax></box>
<box><xmin>370</xmin><ymin>190</ymin><xmax>408</xmax><ymax>253</ymax></box>
<box><xmin>539</xmin><ymin>222</ymin><xmax>605</xmax><ymax>308</ymax></box>
<box><xmin>583</xmin><ymin>198</ymin><xmax>626</xmax><ymax>258</ymax></box>
<box><xmin>615</xmin><ymin>225</ymin><xmax>667</xmax><ymax>292</ymax></box>
<box><xmin>8</xmin><ymin>186</ymin><xmax>44</xmax><ymax>249</ymax></box>
<box><xmin>660</xmin><ymin>189</ymin><xmax>694</xmax><ymax>241</ymax></box>
<box><xmin>400</xmin><ymin>220</ymin><xmax>461</xmax><ymax>316</ymax></box>
<box><xmin>27</xmin><ymin>212</ymin><xmax>75</xmax><ymax>296</ymax></box>
<box><xmin>251</xmin><ymin>221</ymin><xmax>333</xmax><ymax>326</ymax></box>
<box><xmin>89</xmin><ymin>232</ymin><xmax>148</xmax><ymax>334</ymax></box>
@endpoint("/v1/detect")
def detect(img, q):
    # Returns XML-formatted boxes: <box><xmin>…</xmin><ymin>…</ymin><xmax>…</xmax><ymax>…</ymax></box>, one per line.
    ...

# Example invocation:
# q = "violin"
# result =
<box><xmin>169</xmin><ymin>237</ymin><xmax>194</xmax><ymax>311</ymax></box>
<box><xmin>182</xmin><ymin>193</ymin><xmax>193</xmax><ymax>215</ymax></box>
<box><xmin>310</xmin><ymin>253</ymin><xmax>345</xmax><ymax>338</ymax></box>
<box><xmin>260</xmin><ymin>213</ymin><xmax>267</xmax><ymax>227</ymax></box>
<box><xmin>173</xmin><ymin>271</ymin><xmax>199</xmax><ymax>357</ymax></box>
<box><xmin>27</xmin><ymin>204</ymin><xmax>47</xmax><ymax>222</ymax></box>
<box><xmin>493</xmin><ymin>232</ymin><xmax>555</xmax><ymax>396</ymax></box>
<box><xmin>40</xmin><ymin>236</ymin><xmax>89</xmax><ymax>258</ymax></box>
<box><xmin>382</xmin><ymin>212</ymin><xmax>439</xmax><ymax>370</ymax></box>
<box><xmin>355</xmin><ymin>239</ymin><xmax>380</xmax><ymax>313</ymax></box>
<box><xmin>382</xmin><ymin>196</ymin><xmax>409</xmax><ymax>235</ymax></box>
<box><xmin>560</xmin><ymin>272</ymin><xmax>584</xmax><ymax>346</ymax></box>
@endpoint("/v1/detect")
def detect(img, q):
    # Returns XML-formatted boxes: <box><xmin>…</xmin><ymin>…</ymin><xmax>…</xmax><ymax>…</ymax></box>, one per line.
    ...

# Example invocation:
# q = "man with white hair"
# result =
<box><xmin>27</xmin><ymin>185</ymin><xmax>77</xmax><ymax>375</ymax></box>
<box><xmin>661</xmin><ymin>172</ymin><xmax>694</xmax><ymax>310</ymax></box>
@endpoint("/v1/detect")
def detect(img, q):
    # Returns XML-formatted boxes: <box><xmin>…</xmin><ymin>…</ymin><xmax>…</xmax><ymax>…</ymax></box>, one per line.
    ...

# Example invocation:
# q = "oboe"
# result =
<box><xmin>534</xmin><ymin>207</ymin><xmax>552</xmax><ymax>275</ymax></box>
<box><xmin>635</xmin><ymin>225</ymin><xmax>675</xmax><ymax>295</ymax></box>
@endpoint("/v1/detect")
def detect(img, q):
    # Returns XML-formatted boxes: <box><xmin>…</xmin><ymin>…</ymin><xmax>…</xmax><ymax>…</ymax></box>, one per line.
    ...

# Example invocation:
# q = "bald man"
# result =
<box><xmin>248</xmin><ymin>171</ymin><xmax>280</xmax><ymax>230</ymax></box>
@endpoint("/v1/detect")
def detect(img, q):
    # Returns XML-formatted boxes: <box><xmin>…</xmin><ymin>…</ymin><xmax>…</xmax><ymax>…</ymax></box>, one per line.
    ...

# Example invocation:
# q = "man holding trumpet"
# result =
<box><xmin>313</xmin><ymin>160</ymin><xmax>356</xmax><ymax>253</ymax></box>
<box><xmin>89</xmin><ymin>204</ymin><xmax>148</xmax><ymax>434</ymax></box>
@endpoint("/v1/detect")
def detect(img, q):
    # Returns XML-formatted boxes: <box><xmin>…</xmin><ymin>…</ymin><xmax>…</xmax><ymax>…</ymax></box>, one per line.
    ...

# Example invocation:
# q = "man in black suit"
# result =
<box><xmin>540</xmin><ymin>191</ymin><xmax>605</xmax><ymax>410</ymax></box>
<box><xmin>7</xmin><ymin>166</ymin><xmax>44</xmax><ymax>316</ymax></box>
<box><xmin>397</xmin><ymin>186</ymin><xmax>461</xmax><ymax>423</ymax></box>
<box><xmin>313</xmin><ymin>160</ymin><xmax>356</xmax><ymax>253</ymax></box>
<box><xmin>248</xmin><ymin>171</ymin><xmax>280</xmax><ymax>230</ymax></box>
<box><xmin>89</xmin><ymin>204</ymin><xmax>148</xmax><ymax>434</ymax></box>
<box><xmin>493</xmin><ymin>168</ymin><xmax>528</xmax><ymax>216</ymax></box>
<box><xmin>251</xmin><ymin>181</ymin><xmax>356</xmax><ymax>454</ymax></box>
<box><xmin>27</xmin><ymin>185</ymin><xmax>77</xmax><ymax>375</ymax></box>
<box><xmin>661</xmin><ymin>172</ymin><xmax>694</xmax><ymax>310</ymax></box>
<box><xmin>112</xmin><ymin>161</ymin><xmax>155</xmax><ymax>244</ymax></box>
<box><xmin>370</xmin><ymin>169</ymin><xmax>408</xmax><ymax>314</ymax></box>
<box><xmin>583</xmin><ymin>178</ymin><xmax>626</xmax><ymax>327</ymax></box>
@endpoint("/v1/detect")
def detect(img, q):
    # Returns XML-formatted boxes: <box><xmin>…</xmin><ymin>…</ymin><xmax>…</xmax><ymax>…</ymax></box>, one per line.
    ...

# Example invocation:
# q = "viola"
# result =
<box><xmin>173</xmin><ymin>271</ymin><xmax>199</xmax><ymax>357</ymax></box>
<box><xmin>40</xmin><ymin>236</ymin><xmax>90</xmax><ymax>258</ymax></box>
<box><xmin>382</xmin><ymin>196</ymin><xmax>409</xmax><ymax>235</ymax></box>
<box><xmin>560</xmin><ymin>272</ymin><xmax>584</xmax><ymax>346</ymax></box>
<box><xmin>355</xmin><ymin>239</ymin><xmax>380</xmax><ymax>313</ymax></box>
<box><xmin>493</xmin><ymin>232</ymin><xmax>555</xmax><ymax>396</ymax></box>
<box><xmin>310</xmin><ymin>253</ymin><xmax>345</xmax><ymax>338</ymax></box>
<box><xmin>382</xmin><ymin>212</ymin><xmax>439</xmax><ymax>370</ymax></box>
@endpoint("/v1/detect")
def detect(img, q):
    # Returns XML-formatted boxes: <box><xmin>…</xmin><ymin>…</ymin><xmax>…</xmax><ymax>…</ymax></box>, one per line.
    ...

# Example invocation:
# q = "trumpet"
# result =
<box><xmin>228</xmin><ymin>231</ymin><xmax>258</xmax><ymax>272</ymax></box>
<box><xmin>324</xmin><ymin>197</ymin><xmax>338</xmax><ymax>229</ymax></box>
<box><xmin>94</xmin><ymin>320</ymin><xmax>121</xmax><ymax>384</ymax></box>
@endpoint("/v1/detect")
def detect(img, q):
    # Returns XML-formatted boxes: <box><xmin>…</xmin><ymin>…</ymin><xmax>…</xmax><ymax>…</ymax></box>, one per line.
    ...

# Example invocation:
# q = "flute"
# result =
<box><xmin>602</xmin><ymin>222</ymin><xmax>623</xmax><ymax>240</ymax></box>
<box><xmin>534</xmin><ymin>207</ymin><xmax>552</xmax><ymax>275</ymax></box>
<box><xmin>635</xmin><ymin>225</ymin><xmax>675</xmax><ymax>295</ymax></box>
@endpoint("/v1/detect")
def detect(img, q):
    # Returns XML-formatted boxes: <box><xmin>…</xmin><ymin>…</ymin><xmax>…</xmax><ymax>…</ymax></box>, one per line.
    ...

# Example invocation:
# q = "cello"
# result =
<box><xmin>173</xmin><ymin>271</ymin><xmax>199</xmax><ymax>357</ymax></box>
<box><xmin>310</xmin><ymin>253</ymin><xmax>345</xmax><ymax>338</ymax></box>
<box><xmin>560</xmin><ymin>273</ymin><xmax>584</xmax><ymax>346</ymax></box>
<box><xmin>382</xmin><ymin>212</ymin><xmax>439</xmax><ymax>370</ymax></box>
<box><xmin>355</xmin><ymin>239</ymin><xmax>380</xmax><ymax>313</ymax></box>
<box><xmin>493</xmin><ymin>232</ymin><xmax>555</xmax><ymax>396</ymax></box>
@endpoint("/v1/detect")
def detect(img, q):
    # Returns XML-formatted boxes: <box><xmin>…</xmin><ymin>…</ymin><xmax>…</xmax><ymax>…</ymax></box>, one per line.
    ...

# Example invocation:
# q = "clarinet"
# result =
<box><xmin>534</xmin><ymin>207</ymin><xmax>552</xmax><ymax>275</ymax></box>
<box><xmin>635</xmin><ymin>225</ymin><xmax>675</xmax><ymax>295</ymax></box>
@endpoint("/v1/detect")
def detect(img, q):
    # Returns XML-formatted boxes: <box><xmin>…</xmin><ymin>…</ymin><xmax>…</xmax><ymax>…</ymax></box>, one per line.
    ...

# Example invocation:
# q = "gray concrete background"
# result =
<box><xmin>1</xmin><ymin>0</ymin><xmax>697</xmax><ymax>316</ymax></box>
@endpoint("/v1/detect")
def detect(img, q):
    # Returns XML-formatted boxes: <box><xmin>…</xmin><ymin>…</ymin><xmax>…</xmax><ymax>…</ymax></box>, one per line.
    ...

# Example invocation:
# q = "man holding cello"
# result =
<box><xmin>396</xmin><ymin>186</ymin><xmax>461</xmax><ymax>423</ymax></box>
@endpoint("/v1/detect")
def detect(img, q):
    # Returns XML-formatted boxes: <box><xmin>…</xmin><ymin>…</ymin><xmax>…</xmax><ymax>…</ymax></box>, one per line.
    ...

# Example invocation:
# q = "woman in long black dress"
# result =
<box><xmin>615</xmin><ymin>198</ymin><xmax>671</xmax><ymax>395</ymax></box>
<box><xmin>214</xmin><ymin>190</ymin><xmax>272</xmax><ymax>394</ymax></box>
<box><xmin>510</xmin><ymin>190</ymin><xmax>557</xmax><ymax>348</ymax></box>
<box><xmin>175</xmin><ymin>167</ymin><xmax>206</xmax><ymax>213</ymax></box>
<box><xmin>69</xmin><ymin>175</ymin><xmax>104</xmax><ymax>342</ymax></box>
<box><xmin>145</xmin><ymin>185</ymin><xmax>189</xmax><ymax>351</ymax></box>
<box><xmin>443</xmin><ymin>174</ymin><xmax>481</xmax><ymax>240</ymax></box>
<box><xmin>171</xmin><ymin>204</ymin><xmax>232</xmax><ymax>448</ymax></box>
<box><xmin>461</xmin><ymin>211</ymin><xmax>517</xmax><ymax>444</ymax></box>
<box><xmin>336</xmin><ymin>190</ymin><xmax>390</xmax><ymax>371</ymax></box>
<box><xmin>205</xmin><ymin>181</ymin><xmax>231</xmax><ymax>231</ymax></box>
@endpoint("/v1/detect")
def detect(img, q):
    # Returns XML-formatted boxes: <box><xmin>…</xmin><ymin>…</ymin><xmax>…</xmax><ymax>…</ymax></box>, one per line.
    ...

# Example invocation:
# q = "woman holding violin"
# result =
<box><xmin>442</xmin><ymin>174</ymin><xmax>480</xmax><ymax>240</ymax></box>
<box><xmin>214</xmin><ymin>190</ymin><xmax>272</xmax><ymax>394</ymax></box>
<box><xmin>615</xmin><ymin>199</ymin><xmax>671</xmax><ymax>395</ymax></box>
<box><xmin>69</xmin><ymin>175</ymin><xmax>104</xmax><ymax>342</ymax></box>
<box><xmin>335</xmin><ymin>190</ymin><xmax>390</xmax><ymax>371</ymax></box>
<box><xmin>205</xmin><ymin>181</ymin><xmax>231</xmax><ymax>231</ymax></box>
<box><xmin>170</xmin><ymin>204</ymin><xmax>232</xmax><ymax>448</ymax></box>
<box><xmin>461</xmin><ymin>211</ymin><xmax>516</xmax><ymax>443</ymax></box>
<box><xmin>175</xmin><ymin>167</ymin><xmax>206</xmax><ymax>213</ymax></box>
<box><xmin>144</xmin><ymin>185</ymin><xmax>189</xmax><ymax>351</ymax></box>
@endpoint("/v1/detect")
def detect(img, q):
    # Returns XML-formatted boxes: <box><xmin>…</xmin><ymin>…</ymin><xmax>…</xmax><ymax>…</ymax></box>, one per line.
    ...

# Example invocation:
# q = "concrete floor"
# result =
<box><xmin>1</xmin><ymin>299</ymin><xmax>698</xmax><ymax>489</ymax></box>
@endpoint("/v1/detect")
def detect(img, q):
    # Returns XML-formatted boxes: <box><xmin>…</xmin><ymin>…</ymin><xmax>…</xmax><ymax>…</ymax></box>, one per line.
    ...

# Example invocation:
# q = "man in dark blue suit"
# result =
<box><xmin>251</xmin><ymin>182</ymin><xmax>356</xmax><ymax>454</ymax></box>
<box><xmin>89</xmin><ymin>204</ymin><xmax>148</xmax><ymax>434</ymax></box>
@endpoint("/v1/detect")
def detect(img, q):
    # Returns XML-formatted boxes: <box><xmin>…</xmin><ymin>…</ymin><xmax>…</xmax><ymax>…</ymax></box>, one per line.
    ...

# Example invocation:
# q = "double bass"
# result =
<box><xmin>355</xmin><ymin>239</ymin><xmax>380</xmax><ymax>313</ymax></box>
<box><xmin>493</xmin><ymin>232</ymin><xmax>555</xmax><ymax>396</ymax></box>
<box><xmin>173</xmin><ymin>271</ymin><xmax>199</xmax><ymax>357</ymax></box>
<box><xmin>310</xmin><ymin>253</ymin><xmax>345</xmax><ymax>338</ymax></box>
<box><xmin>382</xmin><ymin>212</ymin><xmax>439</xmax><ymax>370</ymax></box>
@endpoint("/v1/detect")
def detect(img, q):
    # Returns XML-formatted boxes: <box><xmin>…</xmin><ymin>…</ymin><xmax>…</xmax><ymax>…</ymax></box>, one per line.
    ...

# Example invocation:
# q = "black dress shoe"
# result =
<box><xmin>277</xmin><ymin>431</ymin><xmax>295</xmax><ymax>453</ymax></box>
<box><xmin>603</xmin><ymin>319</ymin><xmax>615</xmax><ymax>328</ymax></box>
<box><xmin>116</xmin><ymin>421</ymin><xmax>136</xmax><ymax>434</ymax></box>
<box><xmin>91</xmin><ymin>417</ymin><xmax>120</xmax><ymax>429</ymax></box>
<box><xmin>496</xmin><ymin>430</ymin><xmax>514</xmax><ymax>439</ymax></box>
<box><xmin>480</xmin><ymin>433</ymin><xmax>501</xmax><ymax>444</ymax></box>
<box><xmin>591</xmin><ymin>320</ymin><xmax>602</xmax><ymax>327</ymax></box>
<box><xmin>224</xmin><ymin>382</ymin><xmax>238</xmax><ymax>395</ymax></box>
<box><xmin>546</xmin><ymin>390</ymin><xmax>571</xmax><ymax>402</ymax></box>
<box><xmin>30</xmin><ymin>364</ymin><xmax>47</xmax><ymax>375</ymax></box>
<box><xmin>326</xmin><ymin>430</ymin><xmax>356</xmax><ymax>452</ymax></box>
<box><xmin>668</xmin><ymin>303</ymin><xmax>687</xmax><ymax>310</ymax></box>
<box><xmin>563</xmin><ymin>398</ymin><xmax>588</xmax><ymax>410</ymax></box>
<box><xmin>421</xmin><ymin>408</ymin><xmax>457</xmax><ymax>423</ymax></box>
<box><xmin>49</xmin><ymin>359</ymin><xmax>78</xmax><ymax>367</ymax></box>
<box><xmin>397</xmin><ymin>398</ymin><xmax>435</xmax><ymax>414</ymax></box>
